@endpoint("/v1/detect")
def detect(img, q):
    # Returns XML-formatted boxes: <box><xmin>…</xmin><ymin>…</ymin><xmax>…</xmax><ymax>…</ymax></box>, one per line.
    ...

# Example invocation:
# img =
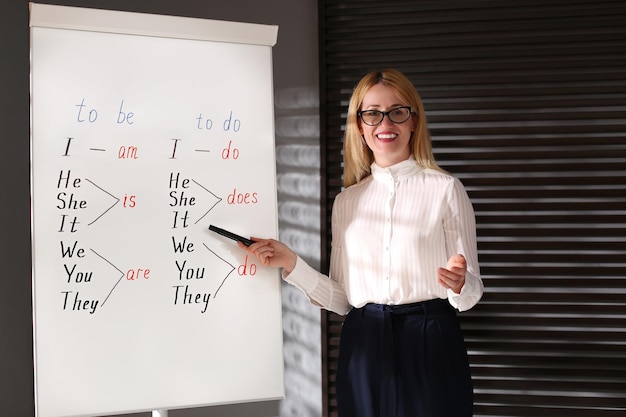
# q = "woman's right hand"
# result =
<box><xmin>238</xmin><ymin>238</ymin><xmax>297</xmax><ymax>274</ymax></box>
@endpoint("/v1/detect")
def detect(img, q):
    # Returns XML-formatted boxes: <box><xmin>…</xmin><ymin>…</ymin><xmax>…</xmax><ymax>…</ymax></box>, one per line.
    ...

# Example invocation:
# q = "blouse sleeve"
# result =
<box><xmin>444</xmin><ymin>178</ymin><xmax>484</xmax><ymax>311</ymax></box>
<box><xmin>281</xmin><ymin>200</ymin><xmax>352</xmax><ymax>316</ymax></box>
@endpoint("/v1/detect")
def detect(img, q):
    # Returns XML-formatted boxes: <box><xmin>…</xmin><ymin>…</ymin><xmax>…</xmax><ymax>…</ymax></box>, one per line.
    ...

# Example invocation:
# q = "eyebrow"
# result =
<box><xmin>362</xmin><ymin>103</ymin><xmax>407</xmax><ymax>110</ymax></box>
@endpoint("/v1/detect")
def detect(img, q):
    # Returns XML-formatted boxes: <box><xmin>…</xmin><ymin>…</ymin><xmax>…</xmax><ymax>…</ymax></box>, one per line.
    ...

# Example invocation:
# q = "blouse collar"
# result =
<box><xmin>371</xmin><ymin>157</ymin><xmax>421</xmax><ymax>182</ymax></box>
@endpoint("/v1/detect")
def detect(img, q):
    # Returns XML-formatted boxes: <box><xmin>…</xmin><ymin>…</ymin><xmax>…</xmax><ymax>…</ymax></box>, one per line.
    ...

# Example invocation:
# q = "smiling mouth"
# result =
<box><xmin>376</xmin><ymin>133</ymin><xmax>397</xmax><ymax>141</ymax></box>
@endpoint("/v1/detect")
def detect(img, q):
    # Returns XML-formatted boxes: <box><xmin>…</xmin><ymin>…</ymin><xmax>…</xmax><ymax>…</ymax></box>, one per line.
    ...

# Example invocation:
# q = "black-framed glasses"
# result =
<box><xmin>357</xmin><ymin>106</ymin><xmax>413</xmax><ymax>126</ymax></box>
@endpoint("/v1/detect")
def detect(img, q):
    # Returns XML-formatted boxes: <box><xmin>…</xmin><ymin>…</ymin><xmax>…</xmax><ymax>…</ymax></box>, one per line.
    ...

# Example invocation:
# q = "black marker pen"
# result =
<box><xmin>209</xmin><ymin>225</ymin><xmax>254</xmax><ymax>246</ymax></box>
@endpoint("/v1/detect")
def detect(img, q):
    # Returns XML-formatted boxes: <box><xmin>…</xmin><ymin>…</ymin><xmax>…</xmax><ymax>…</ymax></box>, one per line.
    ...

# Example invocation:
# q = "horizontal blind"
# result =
<box><xmin>319</xmin><ymin>1</ymin><xmax>626</xmax><ymax>416</ymax></box>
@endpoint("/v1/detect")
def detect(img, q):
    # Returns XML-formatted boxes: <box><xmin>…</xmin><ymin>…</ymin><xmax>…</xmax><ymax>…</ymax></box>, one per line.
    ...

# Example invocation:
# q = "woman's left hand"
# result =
<box><xmin>438</xmin><ymin>254</ymin><xmax>467</xmax><ymax>294</ymax></box>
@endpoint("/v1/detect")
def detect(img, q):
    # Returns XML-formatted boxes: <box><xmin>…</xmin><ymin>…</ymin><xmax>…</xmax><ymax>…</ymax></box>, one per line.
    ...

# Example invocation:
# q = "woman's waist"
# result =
<box><xmin>355</xmin><ymin>297</ymin><xmax>454</xmax><ymax>317</ymax></box>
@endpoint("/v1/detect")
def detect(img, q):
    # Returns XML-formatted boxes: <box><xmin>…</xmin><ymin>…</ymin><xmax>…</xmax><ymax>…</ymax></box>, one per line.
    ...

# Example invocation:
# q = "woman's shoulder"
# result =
<box><xmin>422</xmin><ymin>167</ymin><xmax>461</xmax><ymax>184</ymax></box>
<box><xmin>422</xmin><ymin>166</ymin><xmax>452</xmax><ymax>178</ymax></box>
<box><xmin>334</xmin><ymin>175</ymin><xmax>374</xmax><ymax>202</ymax></box>
<box><xmin>418</xmin><ymin>169</ymin><xmax>471</xmax><ymax>198</ymax></box>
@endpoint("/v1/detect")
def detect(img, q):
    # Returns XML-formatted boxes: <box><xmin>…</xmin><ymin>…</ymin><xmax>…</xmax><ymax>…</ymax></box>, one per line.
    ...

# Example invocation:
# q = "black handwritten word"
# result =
<box><xmin>60</xmin><ymin>241</ymin><xmax>86</xmax><ymax>258</ymax></box>
<box><xmin>58</xmin><ymin>213</ymin><xmax>80</xmax><ymax>233</ymax></box>
<box><xmin>172</xmin><ymin>236</ymin><xmax>194</xmax><ymax>253</ymax></box>
<box><xmin>61</xmin><ymin>291</ymin><xmax>99</xmax><ymax>314</ymax></box>
<box><xmin>172</xmin><ymin>285</ymin><xmax>210</xmax><ymax>314</ymax></box>
<box><xmin>57</xmin><ymin>192</ymin><xmax>87</xmax><ymax>210</ymax></box>
<box><xmin>172</xmin><ymin>211</ymin><xmax>189</xmax><ymax>229</ymax></box>
<box><xmin>170</xmin><ymin>138</ymin><xmax>181</xmax><ymax>159</ymax></box>
<box><xmin>169</xmin><ymin>190</ymin><xmax>196</xmax><ymax>207</ymax></box>
<box><xmin>175</xmin><ymin>260</ymin><xmax>205</xmax><ymax>280</ymax></box>
<box><xmin>64</xmin><ymin>263</ymin><xmax>93</xmax><ymax>283</ymax></box>
<box><xmin>57</xmin><ymin>170</ymin><xmax>81</xmax><ymax>189</ymax></box>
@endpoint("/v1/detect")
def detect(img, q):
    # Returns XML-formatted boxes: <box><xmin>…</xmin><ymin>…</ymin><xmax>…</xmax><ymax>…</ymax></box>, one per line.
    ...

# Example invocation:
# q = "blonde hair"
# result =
<box><xmin>342</xmin><ymin>69</ymin><xmax>442</xmax><ymax>187</ymax></box>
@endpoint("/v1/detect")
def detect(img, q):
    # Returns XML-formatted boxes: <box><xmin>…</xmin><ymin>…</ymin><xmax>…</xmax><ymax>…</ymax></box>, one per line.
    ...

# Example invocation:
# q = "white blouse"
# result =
<box><xmin>284</xmin><ymin>158</ymin><xmax>483</xmax><ymax>315</ymax></box>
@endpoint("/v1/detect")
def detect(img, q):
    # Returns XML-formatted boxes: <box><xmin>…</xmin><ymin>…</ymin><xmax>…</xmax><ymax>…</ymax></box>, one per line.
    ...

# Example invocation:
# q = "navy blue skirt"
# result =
<box><xmin>336</xmin><ymin>299</ymin><xmax>473</xmax><ymax>417</ymax></box>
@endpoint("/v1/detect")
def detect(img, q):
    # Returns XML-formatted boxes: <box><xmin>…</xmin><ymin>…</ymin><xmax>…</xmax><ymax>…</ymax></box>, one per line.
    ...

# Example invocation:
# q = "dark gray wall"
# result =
<box><xmin>1</xmin><ymin>1</ymin><xmax>321</xmax><ymax>416</ymax></box>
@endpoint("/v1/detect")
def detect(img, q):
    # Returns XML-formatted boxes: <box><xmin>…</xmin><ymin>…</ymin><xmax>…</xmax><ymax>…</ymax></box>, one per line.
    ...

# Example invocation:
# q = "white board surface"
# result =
<box><xmin>29</xmin><ymin>4</ymin><xmax>283</xmax><ymax>417</ymax></box>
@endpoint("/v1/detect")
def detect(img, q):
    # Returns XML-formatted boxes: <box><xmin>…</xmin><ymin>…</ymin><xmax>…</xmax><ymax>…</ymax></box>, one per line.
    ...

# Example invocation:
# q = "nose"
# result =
<box><xmin>379</xmin><ymin>114</ymin><xmax>395</xmax><ymax>127</ymax></box>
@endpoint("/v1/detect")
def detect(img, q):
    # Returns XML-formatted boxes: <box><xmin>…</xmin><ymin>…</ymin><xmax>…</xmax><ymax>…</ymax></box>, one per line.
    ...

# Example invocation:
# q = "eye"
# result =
<box><xmin>360</xmin><ymin>110</ymin><xmax>382</xmax><ymax>123</ymax></box>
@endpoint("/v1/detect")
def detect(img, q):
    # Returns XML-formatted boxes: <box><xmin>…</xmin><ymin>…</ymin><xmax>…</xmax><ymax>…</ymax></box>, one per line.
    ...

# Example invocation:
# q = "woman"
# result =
<box><xmin>241</xmin><ymin>69</ymin><xmax>483</xmax><ymax>417</ymax></box>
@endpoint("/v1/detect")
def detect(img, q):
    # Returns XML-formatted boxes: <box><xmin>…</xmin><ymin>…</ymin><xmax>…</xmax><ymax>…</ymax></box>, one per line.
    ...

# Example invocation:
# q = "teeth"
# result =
<box><xmin>377</xmin><ymin>133</ymin><xmax>397</xmax><ymax>139</ymax></box>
